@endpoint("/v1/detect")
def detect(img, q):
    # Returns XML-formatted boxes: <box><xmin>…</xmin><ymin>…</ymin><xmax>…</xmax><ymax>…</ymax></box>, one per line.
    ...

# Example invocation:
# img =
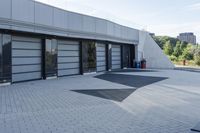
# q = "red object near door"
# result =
<box><xmin>141</xmin><ymin>59</ymin><xmax>146</xmax><ymax>69</ymax></box>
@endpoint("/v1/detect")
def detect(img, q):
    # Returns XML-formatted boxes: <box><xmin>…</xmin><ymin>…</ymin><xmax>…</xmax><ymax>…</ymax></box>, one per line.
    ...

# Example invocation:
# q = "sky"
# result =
<box><xmin>36</xmin><ymin>0</ymin><xmax>200</xmax><ymax>43</ymax></box>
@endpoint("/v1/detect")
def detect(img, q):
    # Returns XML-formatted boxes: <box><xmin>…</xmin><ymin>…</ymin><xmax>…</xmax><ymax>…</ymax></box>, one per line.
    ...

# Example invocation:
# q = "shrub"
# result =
<box><xmin>169</xmin><ymin>55</ymin><xmax>178</xmax><ymax>62</ymax></box>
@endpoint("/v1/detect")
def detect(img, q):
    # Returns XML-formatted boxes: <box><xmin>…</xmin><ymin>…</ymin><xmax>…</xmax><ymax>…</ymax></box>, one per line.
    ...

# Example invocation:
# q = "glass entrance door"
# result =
<box><xmin>45</xmin><ymin>39</ymin><xmax>57</xmax><ymax>78</ymax></box>
<box><xmin>82</xmin><ymin>41</ymin><xmax>96</xmax><ymax>73</ymax></box>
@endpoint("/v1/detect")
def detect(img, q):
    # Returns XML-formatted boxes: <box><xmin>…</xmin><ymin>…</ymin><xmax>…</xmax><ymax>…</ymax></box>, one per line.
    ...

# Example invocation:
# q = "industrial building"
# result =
<box><xmin>0</xmin><ymin>0</ymin><xmax>174</xmax><ymax>84</ymax></box>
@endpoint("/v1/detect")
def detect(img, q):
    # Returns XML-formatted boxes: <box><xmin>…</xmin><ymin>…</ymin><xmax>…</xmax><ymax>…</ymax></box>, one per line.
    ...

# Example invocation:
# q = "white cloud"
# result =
<box><xmin>148</xmin><ymin>22</ymin><xmax>200</xmax><ymax>43</ymax></box>
<box><xmin>188</xmin><ymin>3</ymin><xmax>200</xmax><ymax>10</ymax></box>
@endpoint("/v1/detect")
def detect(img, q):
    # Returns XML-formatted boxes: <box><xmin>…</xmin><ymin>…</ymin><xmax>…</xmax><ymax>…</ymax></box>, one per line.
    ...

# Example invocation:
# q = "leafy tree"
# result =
<box><xmin>169</xmin><ymin>55</ymin><xmax>178</xmax><ymax>62</ymax></box>
<box><xmin>173</xmin><ymin>42</ymin><xmax>182</xmax><ymax>57</ymax></box>
<box><xmin>180</xmin><ymin>41</ymin><xmax>188</xmax><ymax>50</ymax></box>
<box><xmin>194</xmin><ymin>48</ymin><xmax>200</xmax><ymax>66</ymax></box>
<box><xmin>181</xmin><ymin>44</ymin><xmax>194</xmax><ymax>60</ymax></box>
<box><xmin>163</xmin><ymin>41</ymin><xmax>173</xmax><ymax>55</ymax></box>
<box><xmin>153</xmin><ymin>36</ymin><xmax>179</xmax><ymax>49</ymax></box>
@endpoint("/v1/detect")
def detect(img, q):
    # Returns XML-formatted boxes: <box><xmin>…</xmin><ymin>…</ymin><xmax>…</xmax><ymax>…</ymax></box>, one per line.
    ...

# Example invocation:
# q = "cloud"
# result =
<box><xmin>148</xmin><ymin>22</ymin><xmax>200</xmax><ymax>43</ymax></box>
<box><xmin>188</xmin><ymin>3</ymin><xmax>200</xmax><ymax>10</ymax></box>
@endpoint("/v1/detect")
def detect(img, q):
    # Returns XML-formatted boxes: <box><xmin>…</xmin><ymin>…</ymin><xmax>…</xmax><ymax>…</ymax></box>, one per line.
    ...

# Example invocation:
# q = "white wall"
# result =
<box><xmin>0</xmin><ymin>0</ymin><xmax>139</xmax><ymax>44</ymax></box>
<box><xmin>137</xmin><ymin>31</ymin><xmax>175</xmax><ymax>69</ymax></box>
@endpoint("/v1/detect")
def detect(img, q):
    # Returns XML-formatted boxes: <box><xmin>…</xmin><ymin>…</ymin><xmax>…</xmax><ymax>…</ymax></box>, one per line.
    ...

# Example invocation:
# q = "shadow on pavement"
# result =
<box><xmin>71</xmin><ymin>74</ymin><xmax>168</xmax><ymax>102</ymax></box>
<box><xmin>95</xmin><ymin>74</ymin><xmax>168</xmax><ymax>88</ymax></box>
<box><xmin>72</xmin><ymin>89</ymin><xmax>136</xmax><ymax>102</ymax></box>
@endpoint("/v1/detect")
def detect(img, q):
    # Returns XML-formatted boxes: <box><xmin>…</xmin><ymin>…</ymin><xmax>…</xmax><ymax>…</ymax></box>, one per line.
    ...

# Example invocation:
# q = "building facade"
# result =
<box><xmin>0</xmin><ymin>0</ymin><xmax>139</xmax><ymax>84</ymax></box>
<box><xmin>0</xmin><ymin>0</ymin><xmax>175</xmax><ymax>84</ymax></box>
<box><xmin>177</xmin><ymin>33</ymin><xmax>196</xmax><ymax>44</ymax></box>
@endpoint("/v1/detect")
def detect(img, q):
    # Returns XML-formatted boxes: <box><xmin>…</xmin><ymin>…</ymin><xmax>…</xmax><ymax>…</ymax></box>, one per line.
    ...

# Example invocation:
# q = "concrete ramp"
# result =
<box><xmin>138</xmin><ymin>31</ymin><xmax>175</xmax><ymax>69</ymax></box>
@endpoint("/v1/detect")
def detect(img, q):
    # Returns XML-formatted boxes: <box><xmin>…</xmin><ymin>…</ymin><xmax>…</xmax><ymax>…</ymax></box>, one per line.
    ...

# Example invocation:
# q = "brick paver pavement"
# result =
<box><xmin>0</xmin><ymin>69</ymin><xmax>200</xmax><ymax>133</ymax></box>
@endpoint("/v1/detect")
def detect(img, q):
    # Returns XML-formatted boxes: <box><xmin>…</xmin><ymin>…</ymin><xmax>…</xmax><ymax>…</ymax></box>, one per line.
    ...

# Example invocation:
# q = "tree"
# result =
<box><xmin>194</xmin><ymin>48</ymin><xmax>200</xmax><ymax>66</ymax></box>
<box><xmin>180</xmin><ymin>41</ymin><xmax>187</xmax><ymax>50</ymax></box>
<box><xmin>181</xmin><ymin>44</ymin><xmax>194</xmax><ymax>60</ymax></box>
<box><xmin>173</xmin><ymin>42</ymin><xmax>182</xmax><ymax>57</ymax></box>
<box><xmin>163</xmin><ymin>41</ymin><xmax>173</xmax><ymax>55</ymax></box>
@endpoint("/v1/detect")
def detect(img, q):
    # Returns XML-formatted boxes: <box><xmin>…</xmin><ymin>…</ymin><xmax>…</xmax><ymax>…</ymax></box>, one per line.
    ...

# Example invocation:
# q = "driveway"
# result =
<box><xmin>0</xmin><ymin>69</ymin><xmax>200</xmax><ymax>133</ymax></box>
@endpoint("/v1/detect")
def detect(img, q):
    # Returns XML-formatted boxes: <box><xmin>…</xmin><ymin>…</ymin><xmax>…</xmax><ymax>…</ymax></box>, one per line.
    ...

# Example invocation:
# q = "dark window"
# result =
<box><xmin>123</xmin><ymin>45</ymin><xmax>131</xmax><ymax>68</ymax></box>
<box><xmin>0</xmin><ymin>34</ymin><xmax>2</xmax><ymax>82</ymax></box>
<box><xmin>108</xmin><ymin>44</ymin><xmax>112</xmax><ymax>70</ymax></box>
<box><xmin>0</xmin><ymin>34</ymin><xmax>11</xmax><ymax>83</ymax></box>
<box><xmin>82</xmin><ymin>41</ymin><xmax>96</xmax><ymax>73</ymax></box>
<box><xmin>45</xmin><ymin>39</ymin><xmax>57</xmax><ymax>77</ymax></box>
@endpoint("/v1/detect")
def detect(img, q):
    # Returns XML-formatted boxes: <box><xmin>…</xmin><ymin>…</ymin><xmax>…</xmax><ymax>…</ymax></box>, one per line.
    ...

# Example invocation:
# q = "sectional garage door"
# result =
<box><xmin>57</xmin><ymin>40</ymin><xmax>80</xmax><ymax>76</ymax></box>
<box><xmin>111</xmin><ymin>45</ymin><xmax>121</xmax><ymax>70</ymax></box>
<box><xmin>96</xmin><ymin>43</ymin><xmax>106</xmax><ymax>72</ymax></box>
<box><xmin>12</xmin><ymin>36</ymin><xmax>42</xmax><ymax>82</ymax></box>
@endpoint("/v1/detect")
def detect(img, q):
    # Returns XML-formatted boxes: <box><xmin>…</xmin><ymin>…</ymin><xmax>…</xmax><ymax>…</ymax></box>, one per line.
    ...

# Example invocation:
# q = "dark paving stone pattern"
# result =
<box><xmin>72</xmin><ymin>89</ymin><xmax>136</xmax><ymax>102</ymax></box>
<box><xmin>72</xmin><ymin>74</ymin><xmax>168</xmax><ymax>102</ymax></box>
<box><xmin>191</xmin><ymin>122</ymin><xmax>200</xmax><ymax>132</ymax></box>
<box><xmin>95</xmin><ymin>74</ymin><xmax>168</xmax><ymax>88</ymax></box>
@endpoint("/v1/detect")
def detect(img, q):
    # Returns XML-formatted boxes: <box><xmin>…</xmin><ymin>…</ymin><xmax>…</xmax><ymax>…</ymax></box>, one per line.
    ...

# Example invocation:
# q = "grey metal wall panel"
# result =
<box><xmin>83</xmin><ymin>16</ymin><xmax>96</xmax><ymax>33</ymax></box>
<box><xmin>97</xmin><ymin>45</ymin><xmax>106</xmax><ymax>51</ymax></box>
<box><xmin>121</xmin><ymin>26</ymin><xmax>128</xmax><ymax>39</ymax></box>
<box><xmin>112</xmin><ymin>64</ymin><xmax>121</xmax><ymax>69</ymax></box>
<box><xmin>97</xmin><ymin>56</ymin><xmax>106</xmax><ymax>61</ymax></box>
<box><xmin>96</xmin><ymin>43</ymin><xmax>106</xmax><ymax>72</ymax></box>
<box><xmin>107</xmin><ymin>21</ymin><xmax>115</xmax><ymax>36</ymax></box>
<box><xmin>12</xmin><ymin>41</ymin><xmax>41</xmax><ymax>49</ymax></box>
<box><xmin>58</xmin><ymin>40</ymin><xmax>80</xmax><ymax>76</ymax></box>
<box><xmin>58</xmin><ymin>40</ymin><xmax>79</xmax><ymax>45</ymax></box>
<box><xmin>0</xmin><ymin>0</ymin><xmax>11</xmax><ymax>19</ymax></box>
<box><xmin>97</xmin><ymin>51</ymin><xmax>105</xmax><ymax>56</ymax></box>
<box><xmin>12</xmin><ymin>72</ymin><xmax>41</xmax><ymax>82</ymax></box>
<box><xmin>58</xmin><ymin>69</ymin><xmax>79</xmax><ymax>76</ymax></box>
<box><xmin>114</xmin><ymin>24</ymin><xmax>121</xmax><ymax>38</ymax></box>
<box><xmin>12</xmin><ymin>36</ymin><xmax>41</xmax><ymax>43</ymax></box>
<box><xmin>58</xmin><ymin>63</ymin><xmax>79</xmax><ymax>69</ymax></box>
<box><xmin>58</xmin><ymin>57</ymin><xmax>79</xmax><ymax>63</ymax></box>
<box><xmin>68</xmin><ymin>12</ymin><xmax>83</xmax><ymax>31</ymax></box>
<box><xmin>53</xmin><ymin>8</ymin><xmax>68</xmax><ymax>29</ymax></box>
<box><xmin>58</xmin><ymin>51</ymin><xmax>79</xmax><ymax>57</ymax></box>
<box><xmin>58</xmin><ymin>44</ymin><xmax>79</xmax><ymax>51</ymax></box>
<box><xmin>12</xmin><ymin>36</ymin><xmax>42</xmax><ymax>82</ymax></box>
<box><xmin>12</xmin><ymin>49</ymin><xmax>41</xmax><ymax>57</ymax></box>
<box><xmin>112</xmin><ymin>52</ymin><xmax>121</xmax><ymax>56</ymax></box>
<box><xmin>12</xmin><ymin>0</ymin><xmax>34</xmax><ymax>23</ymax></box>
<box><xmin>97</xmin><ymin>61</ymin><xmax>106</xmax><ymax>66</ymax></box>
<box><xmin>111</xmin><ymin>45</ymin><xmax>121</xmax><ymax>69</ymax></box>
<box><xmin>0</xmin><ymin>1</ymin><xmax>139</xmax><ymax>44</ymax></box>
<box><xmin>12</xmin><ymin>65</ymin><xmax>41</xmax><ymax>74</ymax></box>
<box><xmin>35</xmin><ymin>2</ymin><xmax>53</xmax><ymax>26</ymax></box>
<box><xmin>112</xmin><ymin>60</ymin><xmax>121</xmax><ymax>64</ymax></box>
<box><xmin>12</xmin><ymin>57</ymin><xmax>41</xmax><ymax>65</ymax></box>
<box><xmin>112</xmin><ymin>56</ymin><xmax>121</xmax><ymax>60</ymax></box>
<box><xmin>96</xmin><ymin>19</ymin><xmax>107</xmax><ymax>35</ymax></box>
<box><xmin>97</xmin><ymin>66</ymin><xmax>106</xmax><ymax>72</ymax></box>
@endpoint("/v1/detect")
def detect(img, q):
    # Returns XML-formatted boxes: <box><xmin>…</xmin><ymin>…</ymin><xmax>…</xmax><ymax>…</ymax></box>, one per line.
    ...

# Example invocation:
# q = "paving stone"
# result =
<box><xmin>0</xmin><ymin>69</ymin><xmax>200</xmax><ymax>133</ymax></box>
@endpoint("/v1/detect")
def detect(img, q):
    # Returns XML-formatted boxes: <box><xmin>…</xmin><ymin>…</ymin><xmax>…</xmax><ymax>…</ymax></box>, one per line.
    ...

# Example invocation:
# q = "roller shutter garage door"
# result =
<box><xmin>12</xmin><ymin>36</ymin><xmax>42</xmax><ymax>82</ymax></box>
<box><xmin>112</xmin><ymin>45</ymin><xmax>121</xmax><ymax>70</ymax></box>
<box><xmin>96</xmin><ymin>43</ymin><xmax>106</xmax><ymax>72</ymax></box>
<box><xmin>57</xmin><ymin>40</ymin><xmax>80</xmax><ymax>76</ymax></box>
